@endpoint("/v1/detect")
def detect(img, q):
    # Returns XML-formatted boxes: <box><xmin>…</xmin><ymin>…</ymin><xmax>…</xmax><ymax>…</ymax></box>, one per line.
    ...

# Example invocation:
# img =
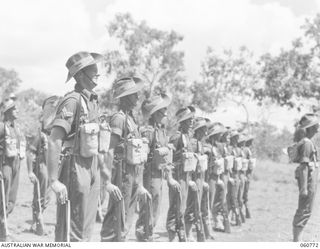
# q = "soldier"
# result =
<box><xmin>243</xmin><ymin>135</ymin><xmax>255</xmax><ymax>219</ymax></box>
<box><xmin>167</xmin><ymin>106</ymin><xmax>196</xmax><ymax>242</ymax></box>
<box><xmin>100</xmin><ymin>77</ymin><xmax>153</xmax><ymax>242</ymax></box>
<box><xmin>26</xmin><ymin>120</ymin><xmax>50</xmax><ymax>235</ymax></box>
<box><xmin>191</xmin><ymin>117</ymin><xmax>214</xmax><ymax>240</ymax></box>
<box><xmin>237</xmin><ymin>134</ymin><xmax>248</xmax><ymax>224</ymax></box>
<box><xmin>47</xmin><ymin>51</ymin><xmax>104</xmax><ymax>241</ymax></box>
<box><xmin>0</xmin><ymin>99</ymin><xmax>23</xmax><ymax>241</ymax></box>
<box><xmin>292</xmin><ymin>114</ymin><xmax>319</xmax><ymax>241</ymax></box>
<box><xmin>140</xmin><ymin>93</ymin><xmax>174</xmax><ymax>232</ymax></box>
<box><xmin>227</xmin><ymin>130</ymin><xmax>242</xmax><ymax>226</ymax></box>
<box><xmin>206</xmin><ymin>123</ymin><xmax>231</xmax><ymax>233</ymax></box>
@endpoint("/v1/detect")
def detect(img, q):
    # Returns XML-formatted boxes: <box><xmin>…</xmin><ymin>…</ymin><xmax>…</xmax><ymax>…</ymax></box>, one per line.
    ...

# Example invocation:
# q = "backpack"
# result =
<box><xmin>41</xmin><ymin>95</ymin><xmax>63</xmax><ymax>131</ymax></box>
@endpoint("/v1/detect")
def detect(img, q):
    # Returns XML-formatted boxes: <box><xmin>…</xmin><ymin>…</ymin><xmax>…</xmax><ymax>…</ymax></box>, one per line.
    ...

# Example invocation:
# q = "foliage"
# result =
<box><xmin>0</xmin><ymin>67</ymin><xmax>21</xmax><ymax>103</ymax></box>
<box><xmin>191</xmin><ymin>46</ymin><xmax>259</xmax><ymax>124</ymax></box>
<box><xmin>251</xmin><ymin>120</ymin><xmax>292</xmax><ymax>162</ymax></box>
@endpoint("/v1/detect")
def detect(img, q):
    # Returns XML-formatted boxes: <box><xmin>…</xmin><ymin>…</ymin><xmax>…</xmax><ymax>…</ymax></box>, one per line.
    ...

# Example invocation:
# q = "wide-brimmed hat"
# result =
<box><xmin>3</xmin><ymin>99</ymin><xmax>15</xmax><ymax>113</ymax></box>
<box><xmin>299</xmin><ymin>113</ymin><xmax>319</xmax><ymax>129</ymax></box>
<box><xmin>113</xmin><ymin>77</ymin><xmax>144</xmax><ymax>99</ymax></box>
<box><xmin>65</xmin><ymin>51</ymin><xmax>103</xmax><ymax>83</ymax></box>
<box><xmin>238</xmin><ymin>134</ymin><xmax>247</xmax><ymax>144</ymax></box>
<box><xmin>176</xmin><ymin>106</ymin><xmax>195</xmax><ymax>124</ymax></box>
<box><xmin>245</xmin><ymin>135</ymin><xmax>254</xmax><ymax>142</ymax></box>
<box><xmin>142</xmin><ymin>93</ymin><xmax>171</xmax><ymax>117</ymax></box>
<box><xmin>193</xmin><ymin>117</ymin><xmax>210</xmax><ymax>132</ymax></box>
<box><xmin>206</xmin><ymin>123</ymin><xmax>226</xmax><ymax>138</ymax></box>
<box><xmin>229</xmin><ymin>130</ymin><xmax>240</xmax><ymax>139</ymax></box>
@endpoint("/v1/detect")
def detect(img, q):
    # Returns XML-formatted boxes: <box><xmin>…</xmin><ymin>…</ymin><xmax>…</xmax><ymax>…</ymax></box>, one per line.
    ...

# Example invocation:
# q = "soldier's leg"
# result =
<box><xmin>208</xmin><ymin>174</ymin><xmax>217</xmax><ymax>214</ymax></box>
<box><xmin>135</xmin><ymin>164</ymin><xmax>153</xmax><ymax>241</ymax></box>
<box><xmin>201</xmin><ymin>183</ymin><xmax>214</xmax><ymax>239</ymax></box>
<box><xmin>184</xmin><ymin>186</ymin><xmax>196</xmax><ymax>241</ymax></box>
<box><xmin>238</xmin><ymin>172</ymin><xmax>246</xmax><ymax>223</ymax></box>
<box><xmin>150</xmin><ymin>176</ymin><xmax>162</xmax><ymax>227</ymax></box>
<box><xmin>7</xmin><ymin>157</ymin><xmax>20</xmax><ymax>215</ymax></box>
<box><xmin>243</xmin><ymin>172</ymin><xmax>251</xmax><ymax>218</ymax></box>
<box><xmin>220</xmin><ymin>182</ymin><xmax>231</xmax><ymax>233</ymax></box>
<box><xmin>292</xmin><ymin>168</ymin><xmax>318</xmax><ymax>241</ymax></box>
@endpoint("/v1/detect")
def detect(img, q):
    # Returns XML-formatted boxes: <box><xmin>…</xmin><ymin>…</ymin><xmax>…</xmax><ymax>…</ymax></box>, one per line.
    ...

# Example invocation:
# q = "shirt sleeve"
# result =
<box><xmin>52</xmin><ymin>97</ymin><xmax>78</xmax><ymax>136</ymax></box>
<box><xmin>109</xmin><ymin>113</ymin><xmax>125</xmax><ymax>138</ymax></box>
<box><xmin>299</xmin><ymin>140</ymin><xmax>313</xmax><ymax>163</ymax></box>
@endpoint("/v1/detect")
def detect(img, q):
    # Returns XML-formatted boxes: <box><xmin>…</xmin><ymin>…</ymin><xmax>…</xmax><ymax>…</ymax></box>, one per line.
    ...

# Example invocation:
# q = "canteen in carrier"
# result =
<box><xmin>153</xmin><ymin>146</ymin><xmax>173</xmax><ymax>170</ymax></box>
<box><xmin>224</xmin><ymin>155</ymin><xmax>234</xmax><ymax>170</ymax></box>
<box><xmin>234</xmin><ymin>157</ymin><xmax>243</xmax><ymax>171</ymax></box>
<box><xmin>126</xmin><ymin>138</ymin><xmax>149</xmax><ymax>165</ymax></box>
<box><xmin>242</xmin><ymin>158</ymin><xmax>249</xmax><ymax>171</ymax></box>
<box><xmin>182</xmin><ymin>152</ymin><xmax>198</xmax><ymax>172</ymax></box>
<box><xmin>249</xmin><ymin>158</ymin><xmax>257</xmax><ymax>169</ymax></box>
<box><xmin>79</xmin><ymin>123</ymin><xmax>100</xmax><ymax>158</ymax></box>
<box><xmin>213</xmin><ymin>158</ymin><xmax>224</xmax><ymax>175</ymax></box>
<box><xmin>287</xmin><ymin>143</ymin><xmax>299</xmax><ymax>163</ymax></box>
<box><xmin>197</xmin><ymin>154</ymin><xmax>208</xmax><ymax>172</ymax></box>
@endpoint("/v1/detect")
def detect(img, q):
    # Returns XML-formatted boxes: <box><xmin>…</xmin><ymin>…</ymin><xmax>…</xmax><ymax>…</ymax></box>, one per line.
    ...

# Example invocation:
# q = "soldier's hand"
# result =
<box><xmin>50</xmin><ymin>180</ymin><xmax>68</xmax><ymax>205</ymax></box>
<box><xmin>188</xmin><ymin>180</ymin><xmax>198</xmax><ymax>192</ymax></box>
<box><xmin>168</xmin><ymin>179</ymin><xmax>181</xmax><ymax>192</ymax></box>
<box><xmin>203</xmin><ymin>182</ymin><xmax>209</xmax><ymax>191</ymax></box>
<box><xmin>106</xmin><ymin>183</ymin><xmax>123</xmax><ymax>202</ymax></box>
<box><xmin>137</xmin><ymin>185</ymin><xmax>152</xmax><ymax>201</ymax></box>
<box><xmin>28</xmin><ymin>172</ymin><xmax>37</xmax><ymax>184</ymax></box>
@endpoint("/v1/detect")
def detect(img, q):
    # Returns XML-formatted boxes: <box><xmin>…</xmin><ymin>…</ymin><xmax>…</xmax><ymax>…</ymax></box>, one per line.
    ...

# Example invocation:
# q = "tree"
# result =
<box><xmin>191</xmin><ymin>46</ymin><xmax>260</xmax><ymax>125</ymax></box>
<box><xmin>102</xmin><ymin>13</ymin><xmax>186</xmax><ymax>101</ymax></box>
<box><xmin>0</xmin><ymin>67</ymin><xmax>21</xmax><ymax>103</ymax></box>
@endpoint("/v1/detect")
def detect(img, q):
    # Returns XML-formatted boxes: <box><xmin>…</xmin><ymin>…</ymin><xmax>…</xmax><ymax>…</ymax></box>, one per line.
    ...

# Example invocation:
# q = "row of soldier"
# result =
<box><xmin>0</xmin><ymin>51</ymin><xmax>256</xmax><ymax>242</ymax></box>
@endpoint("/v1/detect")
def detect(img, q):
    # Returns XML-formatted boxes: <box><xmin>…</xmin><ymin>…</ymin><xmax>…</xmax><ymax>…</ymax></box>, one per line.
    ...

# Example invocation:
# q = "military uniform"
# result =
<box><xmin>292</xmin><ymin>137</ymin><xmax>319</xmax><ymax>232</ymax></box>
<box><xmin>100</xmin><ymin>110</ymin><xmax>152</xmax><ymax>242</ymax></box>
<box><xmin>0</xmin><ymin>120</ymin><xmax>23</xmax><ymax>240</ymax></box>
<box><xmin>141</xmin><ymin>124</ymin><xmax>167</xmax><ymax>228</ymax></box>
<box><xmin>26</xmin><ymin>131</ymin><xmax>50</xmax><ymax>233</ymax></box>
<box><xmin>52</xmin><ymin>87</ymin><xmax>100</xmax><ymax>241</ymax></box>
<box><xmin>242</xmin><ymin>144</ymin><xmax>253</xmax><ymax>218</ymax></box>
<box><xmin>167</xmin><ymin>131</ymin><xmax>195</xmax><ymax>240</ymax></box>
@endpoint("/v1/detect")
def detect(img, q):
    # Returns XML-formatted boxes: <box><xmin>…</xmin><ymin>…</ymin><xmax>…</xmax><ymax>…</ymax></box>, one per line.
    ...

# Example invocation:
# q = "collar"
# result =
<box><xmin>74</xmin><ymin>84</ymin><xmax>98</xmax><ymax>101</ymax></box>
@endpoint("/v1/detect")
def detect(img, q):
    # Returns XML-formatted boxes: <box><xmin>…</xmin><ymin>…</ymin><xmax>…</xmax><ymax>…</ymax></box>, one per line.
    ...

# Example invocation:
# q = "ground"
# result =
<box><xmin>6</xmin><ymin>160</ymin><xmax>320</xmax><ymax>242</ymax></box>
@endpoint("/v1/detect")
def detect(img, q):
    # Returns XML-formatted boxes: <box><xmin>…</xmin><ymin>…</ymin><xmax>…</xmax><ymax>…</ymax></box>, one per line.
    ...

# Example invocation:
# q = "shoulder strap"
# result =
<box><xmin>72</xmin><ymin>93</ymin><xmax>82</xmax><ymax>154</ymax></box>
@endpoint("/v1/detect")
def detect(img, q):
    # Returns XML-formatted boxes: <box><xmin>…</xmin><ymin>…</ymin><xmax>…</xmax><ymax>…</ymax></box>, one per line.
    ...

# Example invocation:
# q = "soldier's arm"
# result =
<box><xmin>47</xmin><ymin>126</ymin><xmax>65</xmax><ymax>183</ymax></box>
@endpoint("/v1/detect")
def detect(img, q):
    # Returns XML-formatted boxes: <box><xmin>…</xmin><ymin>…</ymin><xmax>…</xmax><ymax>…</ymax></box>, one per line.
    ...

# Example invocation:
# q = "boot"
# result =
<box><xmin>223</xmin><ymin>218</ymin><xmax>231</xmax><ymax>234</ymax></box>
<box><xmin>203</xmin><ymin>220</ymin><xmax>215</xmax><ymax>240</ymax></box>
<box><xmin>185</xmin><ymin>222</ymin><xmax>195</xmax><ymax>241</ymax></box>
<box><xmin>235</xmin><ymin>209</ymin><xmax>242</xmax><ymax>226</ymax></box>
<box><xmin>168</xmin><ymin>230</ymin><xmax>176</xmax><ymax>242</ymax></box>
<box><xmin>240</xmin><ymin>209</ymin><xmax>246</xmax><ymax>223</ymax></box>
<box><xmin>293</xmin><ymin>226</ymin><xmax>303</xmax><ymax>242</ymax></box>
<box><xmin>245</xmin><ymin>206</ymin><xmax>251</xmax><ymax>219</ymax></box>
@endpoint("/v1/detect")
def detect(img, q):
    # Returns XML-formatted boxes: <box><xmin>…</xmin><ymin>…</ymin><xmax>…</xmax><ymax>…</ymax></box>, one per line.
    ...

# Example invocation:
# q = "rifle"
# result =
<box><xmin>35</xmin><ymin>128</ymin><xmax>44</xmax><ymax>235</ymax></box>
<box><xmin>0</xmin><ymin>124</ymin><xmax>7</xmax><ymax>238</ymax></box>
<box><xmin>194</xmin><ymin>188</ymin><xmax>206</xmax><ymax>242</ymax></box>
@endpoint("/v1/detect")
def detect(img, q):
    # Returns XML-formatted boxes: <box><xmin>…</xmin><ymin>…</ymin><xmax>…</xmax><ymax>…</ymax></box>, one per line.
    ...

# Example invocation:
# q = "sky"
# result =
<box><xmin>1</xmin><ymin>0</ymin><xmax>320</xmax><ymax>129</ymax></box>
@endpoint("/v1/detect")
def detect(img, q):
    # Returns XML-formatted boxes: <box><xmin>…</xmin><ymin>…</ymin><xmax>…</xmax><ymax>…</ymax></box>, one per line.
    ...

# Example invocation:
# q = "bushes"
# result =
<box><xmin>251</xmin><ymin>120</ymin><xmax>292</xmax><ymax>162</ymax></box>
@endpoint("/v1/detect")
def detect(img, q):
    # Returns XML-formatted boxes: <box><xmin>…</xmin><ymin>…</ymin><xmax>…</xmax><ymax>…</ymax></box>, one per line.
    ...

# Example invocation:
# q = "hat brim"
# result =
<box><xmin>114</xmin><ymin>81</ymin><xmax>144</xmax><ymax>99</ymax></box>
<box><xmin>206</xmin><ymin>128</ymin><xmax>226</xmax><ymax>139</ymax></box>
<box><xmin>176</xmin><ymin>112</ymin><xmax>195</xmax><ymax>124</ymax></box>
<box><xmin>65</xmin><ymin>53</ymin><xmax>104</xmax><ymax>83</ymax></box>
<box><xmin>302</xmin><ymin>120</ymin><xmax>319</xmax><ymax>129</ymax></box>
<box><xmin>3</xmin><ymin>103</ymin><xmax>15</xmax><ymax>113</ymax></box>
<box><xmin>144</xmin><ymin>95</ymin><xmax>171</xmax><ymax>117</ymax></box>
<box><xmin>193</xmin><ymin>123</ymin><xmax>208</xmax><ymax>132</ymax></box>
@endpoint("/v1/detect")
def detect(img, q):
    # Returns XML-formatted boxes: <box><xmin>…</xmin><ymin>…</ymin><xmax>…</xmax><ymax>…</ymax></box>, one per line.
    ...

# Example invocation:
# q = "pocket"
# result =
<box><xmin>182</xmin><ymin>152</ymin><xmax>197</xmax><ymax>172</ymax></box>
<box><xmin>98</xmin><ymin>123</ymin><xmax>111</xmax><ymax>153</ymax></box>
<box><xmin>126</xmin><ymin>138</ymin><xmax>149</xmax><ymax>165</ymax></box>
<box><xmin>79</xmin><ymin>123</ymin><xmax>99</xmax><ymax>158</ymax></box>
<box><xmin>153</xmin><ymin>147</ymin><xmax>172</xmax><ymax>170</ymax></box>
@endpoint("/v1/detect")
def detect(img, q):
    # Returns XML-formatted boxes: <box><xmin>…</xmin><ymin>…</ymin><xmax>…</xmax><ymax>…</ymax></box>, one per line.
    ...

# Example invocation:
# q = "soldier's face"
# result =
<box><xmin>80</xmin><ymin>64</ymin><xmax>99</xmax><ymax>90</ymax></box>
<box><xmin>153</xmin><ymin>107</ymin><xmax>168</xmax><ymax>124</ymax></box>
<box><xmin>196</xmin><ymin>126</ymin><xmax>207</xmax><ymax>140</ymax></box>
<box><xmin>127</xmin><ymin>93</ymin><xmax>139</xmax><ymax>107</ymax></box>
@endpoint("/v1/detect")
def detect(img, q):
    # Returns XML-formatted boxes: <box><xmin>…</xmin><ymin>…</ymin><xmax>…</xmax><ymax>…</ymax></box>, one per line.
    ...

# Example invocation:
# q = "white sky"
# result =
<box><xmin>1</xmin><ymin>0</ymin><xmax>320</xmax><ymax>129</ymax></box>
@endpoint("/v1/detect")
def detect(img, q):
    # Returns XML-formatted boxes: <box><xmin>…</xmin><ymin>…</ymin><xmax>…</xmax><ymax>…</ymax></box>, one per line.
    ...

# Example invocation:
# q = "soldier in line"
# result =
<box><xmin>227</xmin><ymin>131</ymin><xmax>242</xmax><ymax>226</ymax></box>
<box><xmin>218</xmin><ymin>127</ymin><xmax>233</xmax><ymax>233</ymax></box>
<box><xmin>100</xmin><ymin>77</ymin><xmax>153</xmax><ymax>242</ymax></box>
<box><xmin>243</xmin><ymin>135</ymin><xmax>255</xmax><ymax>219</ymax></box>
<box><xmin>47</xmin><ymin>51</ymin><xmax>104</xmax><ymax>241</ymax></box>
<box><xmin>237</xmin><ymin>134</ymin><xmax>248</xmax><ymax>224</ymax></box>
<box><xmin>167</xmin><ymin>106</ymin><xmax>196</xmax><ymax>241</ymax></box>
<box><xmin>26</xmin><ymin>119</ymin><xmax>50</xmax><ymax>235</ymax></box>
<box><xmin>192</xmin><ymin>117</ymin><xmax>214</xmax><ymax>240</ymax></box>
<box><xmin>0</xmin><ymin>100</ymin><xmax>23</xmax><ymax>241</ymax></box>
<box><xmin>206</xmin><ymin>123</ymin><xmax>230</xmax><ymax>233</ymax></box>
<box><xmin>140</xmin><ymin>93</ymin><xmax>174</xmax><ymax>232</ymax></box>
<box><xmin>292</xmin><ymin>114</ymin><xmax>319</xmax><ymax>241</ymax></box>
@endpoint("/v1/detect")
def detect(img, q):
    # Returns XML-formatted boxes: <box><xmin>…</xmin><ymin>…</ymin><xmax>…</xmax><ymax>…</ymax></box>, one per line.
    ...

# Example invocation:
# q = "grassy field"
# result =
<box><xmin>6</xmin><ymin>159</ymin><xmax>320</xmax><ymax>242</ymax></box>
